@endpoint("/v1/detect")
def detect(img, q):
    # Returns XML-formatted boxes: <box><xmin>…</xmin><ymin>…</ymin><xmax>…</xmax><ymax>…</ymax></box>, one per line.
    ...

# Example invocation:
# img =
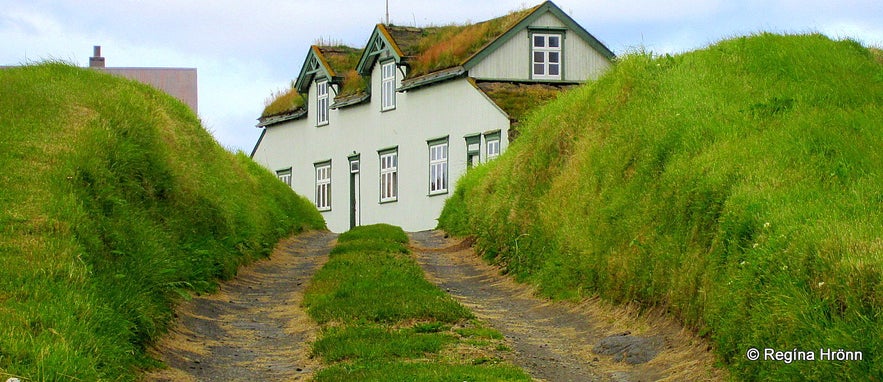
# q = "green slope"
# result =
<box><xmin>439</xmin><ymin>33</ymin><xmax>883</xmax><ymax>380</ymax></box>
<box><xmin>0</xmin><ymin>63</ymin><xmax>325</xmax><ymax>381</ymax></box>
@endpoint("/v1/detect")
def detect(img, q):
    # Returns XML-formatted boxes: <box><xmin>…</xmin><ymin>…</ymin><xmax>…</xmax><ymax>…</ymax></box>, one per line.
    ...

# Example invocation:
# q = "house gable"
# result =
<box><xmin>462</xmin><ymin>1</ymin><xmax>614</xmax><ymax>72</ymax></box>
<box><xmin>356</xmin><ymin>24</ymin><xmax>406</xmax><ymax>77</ymax></box>
<box><xmin>295</xmin><ymin>46</ymin><xmax>336</xmax><ymax>94</ymax></box>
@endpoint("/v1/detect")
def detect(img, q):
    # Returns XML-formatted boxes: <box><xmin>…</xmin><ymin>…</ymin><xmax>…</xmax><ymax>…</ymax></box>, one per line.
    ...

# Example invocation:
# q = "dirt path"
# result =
<box><xmin>142</xmin><ymin>230</ymin><xmax>336</xmax><ymax>382</ymax></box>
<box><xmin>410</xmin><ymin>230</ymin><xmax>726</xmax><ymax>382</ymax></box>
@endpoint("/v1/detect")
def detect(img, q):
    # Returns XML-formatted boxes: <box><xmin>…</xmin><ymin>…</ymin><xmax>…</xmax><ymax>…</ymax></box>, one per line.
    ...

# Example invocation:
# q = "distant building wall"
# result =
<box><xmin>90</xmin><ymin>46</ymin><xmax>198</xmax><ymax>113</ymax></box>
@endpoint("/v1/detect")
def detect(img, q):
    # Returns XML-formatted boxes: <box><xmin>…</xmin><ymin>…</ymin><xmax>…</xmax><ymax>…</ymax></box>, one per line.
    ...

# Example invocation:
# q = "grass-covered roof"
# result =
<box><xmin>389</xmin><ymin>5</ymin><xmax>538</xmax><ymax>78</ymax></box>
<box><xmin>257</xmin><ymin>2</ymin><xmax>575</xmax><ymax>125</ymax></box>
<box><xmin>260</xmin><ymin>45</ymin><xmax>364</xmax><ymax>120</ymax></box>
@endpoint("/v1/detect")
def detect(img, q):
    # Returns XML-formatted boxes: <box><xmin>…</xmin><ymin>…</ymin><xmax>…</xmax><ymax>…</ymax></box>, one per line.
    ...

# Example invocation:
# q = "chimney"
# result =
<box><xmin>89</xmin><ymin>46</ymin><xmax>105</xmax><ymax>68</ymax></box>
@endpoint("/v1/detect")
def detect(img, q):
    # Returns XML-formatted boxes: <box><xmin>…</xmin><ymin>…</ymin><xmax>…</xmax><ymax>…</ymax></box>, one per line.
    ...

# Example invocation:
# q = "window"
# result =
<box><xmin>465</xmin><ymin>135</ymin><xmax>481</xmax><ymax>168</ymax></box>
<box><xmin>379</xmin><ymin>151</ymin><xmax>398</xmax><ymax>202</ymax></box>
<box><xmin>532</xmin><ymin>33</ymin><xmax>562</xmax><ymax>80</ymax></box>
<box><xmin>316</xmin><ymin>80</ymin><xmax>329</xmax><ymax>126</ymax></box>
<box><xmin>428</xmin><ymin>141</ymin><xmax>448</xmax><ymax>194</ymax></box>
<box><xmin>486</xmin><ymin>132</ymin><xmax>501</xmax><ymax>160</ymax></box>
<box><xmin>276</xmin><ymin>168</ymin><xmax>292</xmax><ymax>187</ymax></box>
<box><xmin>381</xmin><ymin>61</ymin><xmax>396</xmax><ymax>111</ymax></box>
<box><xmin>315</xmin><ymin>162</ymin><xmax>331</xmax><ymax>211</ymax></box>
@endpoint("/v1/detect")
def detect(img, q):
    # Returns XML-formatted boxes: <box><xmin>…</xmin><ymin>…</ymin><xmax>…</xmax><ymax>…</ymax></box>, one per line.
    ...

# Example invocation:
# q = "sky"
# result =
<box><xmin>2</xmin><ymin>0</ymin><xmax>881</xmax><ymax>153</ymax></box>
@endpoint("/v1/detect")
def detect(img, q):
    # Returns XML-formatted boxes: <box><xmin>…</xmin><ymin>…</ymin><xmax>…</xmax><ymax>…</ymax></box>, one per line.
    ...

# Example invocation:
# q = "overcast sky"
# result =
<box><xmin>3</xmin><ymin>0</ymin><xmax>881</xmax><ymax>153</ymax></box>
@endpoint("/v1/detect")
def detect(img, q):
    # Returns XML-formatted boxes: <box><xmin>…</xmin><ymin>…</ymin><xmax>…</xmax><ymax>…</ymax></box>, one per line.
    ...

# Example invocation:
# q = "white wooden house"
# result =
<box><xmin>251</xmin><ymin>1</ymin><xmax>614</xmax><ymax>232</ymax></box>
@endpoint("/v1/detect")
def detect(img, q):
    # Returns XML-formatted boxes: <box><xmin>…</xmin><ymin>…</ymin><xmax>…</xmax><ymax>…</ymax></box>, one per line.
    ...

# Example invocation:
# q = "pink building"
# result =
<box><xmin>89</xmin><ymin>46</ymin><xmax>198</xmax><ymax>113</ymax></box>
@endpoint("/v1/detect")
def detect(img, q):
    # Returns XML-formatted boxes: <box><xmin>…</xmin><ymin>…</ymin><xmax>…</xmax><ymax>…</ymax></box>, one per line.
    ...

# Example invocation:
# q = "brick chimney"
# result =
<box><xmin>89</xmin><ymin>46</ymin><xmax>105</xmax><ymax>68</ymax></box>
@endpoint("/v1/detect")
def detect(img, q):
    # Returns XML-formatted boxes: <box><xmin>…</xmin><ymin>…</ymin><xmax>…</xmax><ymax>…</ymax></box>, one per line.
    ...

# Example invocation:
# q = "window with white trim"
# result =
<box><xmin>316</xmin><ymin>80</ymin><xmax>329</xmax><ymax>126</ymax></box>
<box><xmin>315</xmin><ymin>163</ymin><xmax>331</xmax><ymax>211</ymax></box>
<box><xmin>276</xmin><ymin>168</ymin><xmax>292</xmax><ymax>187</ymax></box>
<box><xmin>532</xmin><ymin>34</ymin><xmax>562</xmax><ymax>80</ymax></box>
<box><xmin>428</xmin><ymin>141</ymin><xmax>448</xmax><ymax>194</ymax></box>
<box><xmin>379</xmin><ymin>151</ymin><xmax>398</xmax><ymax>202</ymax></box>
<box><xmin>486</xmin><ymin>134</ymin><xmax>501</xmax><ymax>160</ymax></box>
<box><xmin>381</xmin><ymin>61</ymin><xmax>396</xmax><ymax>111</ymax></box>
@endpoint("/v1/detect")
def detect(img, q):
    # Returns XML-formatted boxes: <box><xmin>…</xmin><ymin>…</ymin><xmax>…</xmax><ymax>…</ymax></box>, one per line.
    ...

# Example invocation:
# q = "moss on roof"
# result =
<box><xmin>393</xmin><ymin>5</ymin><xmax>539</xmax><ymax>78</ymax></box>
<box><xmin>261</xmin><ymin>86</ymin><xmax>303</xmax><ymax>118</ymax></box>
<box><xmin>477</xmin><ymin>81</ymin><xmax>571</xmax><ymax>122</ymax></box>
<box><xmin>261</xmin><ymin>45</ymin><xmax>365</xmax><ymax>119</ymax></box>
<box><xmin>320</xmin><ymin>45</ymin><xmax>368</xmax><ymax>97</ymax></box>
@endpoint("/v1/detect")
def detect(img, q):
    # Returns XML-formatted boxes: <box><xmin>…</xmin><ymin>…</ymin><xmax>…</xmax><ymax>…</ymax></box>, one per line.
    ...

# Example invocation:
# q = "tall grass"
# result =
<box><xmin>439</xmin><ymin>33</ymin><xmax>883</xmax><ymax>380</ymax></box>
<box><xmin>0</xmin><ymin>63</ymin><xmax>325</xmax><ymax>381</ymax></box>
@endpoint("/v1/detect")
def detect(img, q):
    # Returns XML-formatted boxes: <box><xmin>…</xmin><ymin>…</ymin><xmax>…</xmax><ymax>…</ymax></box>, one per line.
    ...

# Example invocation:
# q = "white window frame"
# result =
<box><xmin>316</xmin><ymin>80</ymin><xmax>329</xmax><ymax>126</ymax></box>
<box><xmin>276</xmin><ymin>168</ymin><xmax>292</xmax><ymax>187</ymax></box>
<box><xmin>428</xmin><ymin>141</ymin><xmax>448</xmax><ymax>195</ymax></box>
<box><xmin>379</xmin><ymin>151</ymin><xmax>398</xmax><ymax>203</ymax></box>
<box><xmin>532</xmin><ymin>33</ymin><xmax>562</xmax><ymax>80</ymax></box>
<box><xmin>486</xmin><ymin>135</ymin><xmax>501</xmax><ymax>160</ymax></box>
<box><xmin>315</xmin><ymin>163</ymin><xmax>331</xmax><ymax>211</ymax></box>
<box><xmin>381</xmin><ymin>61</ymin><xmax>396</xmax><ymax>111</ymax></box>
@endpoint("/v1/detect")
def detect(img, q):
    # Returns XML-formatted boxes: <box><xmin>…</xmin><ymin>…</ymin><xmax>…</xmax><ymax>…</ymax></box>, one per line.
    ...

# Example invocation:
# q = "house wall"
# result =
<box><xmin>252</xmin><ymin>53</ymin><xmax>510</xmax><ymax>232</ymax></box>
<box><xmin>470</xmin><ymin>11</ymin><xmax>611</xmax><ymax>82</ymax></box>
<box><xmin>102</xmin><ymin>67</ymin><xmax>198</xmax><ymax>113</ymax></box>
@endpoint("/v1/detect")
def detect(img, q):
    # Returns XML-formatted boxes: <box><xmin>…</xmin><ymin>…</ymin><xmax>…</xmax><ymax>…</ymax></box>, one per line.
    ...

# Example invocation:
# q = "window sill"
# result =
<box><xmin>381</xmin><ymin>106</ymin><xmax>396</xmax><ymax>113</ymax></box>
<box><xmin>379</xmin><ymin>198</ymin><xmax>398</xmax><ymax>204</ymax></box>
<box><xmin>428</xmin><ymin>190</ymin><xmax>449</xmax><ymax>197</ymax></box>
<box><xmin>317</xmin><ymin>207</ymin><xmax>331</xmax><ymax>212</ymax></box>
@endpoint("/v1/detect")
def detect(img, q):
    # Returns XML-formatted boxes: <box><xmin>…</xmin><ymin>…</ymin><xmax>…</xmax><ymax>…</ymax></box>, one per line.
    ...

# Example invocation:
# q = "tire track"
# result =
<box><xmin>143</xmin><ymin>230</ymin><xmax>336</xmax><ymax>382</ymax></box>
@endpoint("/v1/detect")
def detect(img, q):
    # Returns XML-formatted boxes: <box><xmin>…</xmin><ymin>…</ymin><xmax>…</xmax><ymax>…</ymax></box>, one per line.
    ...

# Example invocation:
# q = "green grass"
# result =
<box><xmin>0</xmin><ymin>63</ymin><xmax>325</xmax><ymax>381</ymax></box>
<box><xmin>304</xmin><ymin>224</ymin><xmax>529</xmax><ymax>381</ymax></box>
<box><xmin>439</xmin><ymin>33</ymin><xmax>883</xmax><ymax>380</ymax></box>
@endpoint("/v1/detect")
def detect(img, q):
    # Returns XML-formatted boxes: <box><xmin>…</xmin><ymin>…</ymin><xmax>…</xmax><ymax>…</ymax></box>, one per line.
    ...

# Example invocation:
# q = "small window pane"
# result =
<box><xmin>549</xmin><ymin>36</ymin><xmax>560</xmax><ymax>48</ymax></box>
<box><xmin>534</xmin><ymin>64</ymin><xmax>544</xmax><ymax>75</ymax></box>
<box><xmin>534</xmin><ymin>51</ymin><xmax>544</xmax><ymax>63</ymax></box>
<box><xmin>533</xmin><ymin>35</ymin><xmax>545</xmax><ymax>47</ymax></box>
<box><xmin>549</xmin><ymin>52</ymin><xmax>559</xmax><ymax>63</ymax></box>
<box><xmin>549</xmin><ymin>64</ymin><xmax>559</xmax><ymax>76</ymax></box>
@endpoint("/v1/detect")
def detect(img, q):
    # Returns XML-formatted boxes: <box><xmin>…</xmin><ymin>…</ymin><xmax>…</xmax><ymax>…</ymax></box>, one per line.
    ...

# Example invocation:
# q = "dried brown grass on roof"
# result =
<box><xmin>408</xmin><ymin>6</ymin><xmax>537</xmax><ymax>77</ymax></box>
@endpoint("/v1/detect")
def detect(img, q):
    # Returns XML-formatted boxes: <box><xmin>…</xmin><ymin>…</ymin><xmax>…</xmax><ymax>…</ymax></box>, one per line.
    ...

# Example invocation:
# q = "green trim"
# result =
<box><xmin>377</xmin><ymin>145</ymin><xmax>399</xmax><ymax>154</ymax></box>
<box><xmin>527</xmin><ymin>26</ymin><xmax>568</xmax><ymax>32</ymax></box>
<box><xmin>466</xmin><ymin>134</ymin><xmax>481</xmax><ymax>168</ymax></box>
<box><xmin>296</xmin><ymin>46</ymin><xmax>336</xmax><ymax>94</ymax></box>
<box><xmin>462</xmin><ymin>1</ymin><xmax>614</xmax><ymax>72</ymax></box>
<box><xmin>356</xmin><ymin>25</ymin><xmax>403</xmax><ymax>77</ymax></box>
<box><xmin>426</xmin><ymin>135</ymin><xmax>450</xmax><ymax>145</ymax></box>
<box><xmin>249</xmin><ymin>128</ymin><xmax>266</xmax><ymax>158</ymax></box>
<box><xmin>348</xmin><ymin>155</ymin><xmax>360</xmax><ymax>229</ymax></box>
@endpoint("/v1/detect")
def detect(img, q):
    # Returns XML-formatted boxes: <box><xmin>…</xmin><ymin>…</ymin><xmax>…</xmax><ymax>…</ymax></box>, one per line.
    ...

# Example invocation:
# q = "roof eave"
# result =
<box><xmin>331</xmin><ymin>93</ymin><xmax>371</xmax><ymax>109</ymax></box>
<box><xmin>398</xmin><ymin>66</ymin><xmax>466</xmax><ymax>91</ymax></box>
<box><xmin>256</xmin><ymin>108</ymin><xmax>307</xmax><ymax>127</ymax></box>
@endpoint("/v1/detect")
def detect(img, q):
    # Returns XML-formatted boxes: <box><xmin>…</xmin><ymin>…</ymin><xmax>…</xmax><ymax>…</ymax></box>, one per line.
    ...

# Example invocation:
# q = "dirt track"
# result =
<box><xmin>410</xmin><ymin>230</ymin><xmax>725</xmax><ymax>382</ymax></box>
<box><xmin>142</xmin><ymin>230</ymin><xmax>336</xmax><ymax>382</ymax></box>
<box><xmin>143</xmin><ymin>229</ymin><xmax>724</xmax><ymax>381</ymax></box>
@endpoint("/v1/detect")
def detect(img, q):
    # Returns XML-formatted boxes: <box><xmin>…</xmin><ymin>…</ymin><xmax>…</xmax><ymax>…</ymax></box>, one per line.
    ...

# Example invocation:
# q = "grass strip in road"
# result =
<box><xmin>303</xmin><ymin>224</ymin><xmax>530</xmax><ymax>381</ymax></box>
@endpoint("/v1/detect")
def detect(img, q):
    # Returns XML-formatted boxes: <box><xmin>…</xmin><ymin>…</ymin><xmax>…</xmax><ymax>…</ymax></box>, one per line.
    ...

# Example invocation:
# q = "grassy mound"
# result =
<box><xmin>439</xmin><ymin>33</ymin><xmax>883</xmax><ymax>380</ymax></box>
<box><xmin>0</xmin><ymin>63</ymin><xmax>325</xmax><ymax>381</ymax></box>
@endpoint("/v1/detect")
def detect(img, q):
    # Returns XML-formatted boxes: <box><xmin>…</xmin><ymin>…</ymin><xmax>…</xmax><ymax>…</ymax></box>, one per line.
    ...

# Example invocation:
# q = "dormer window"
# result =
<box><xmin>532</xmin><ymin>33</ymin><xmax>562</xmax><ymax>80</ymax></box>
<box><xmin>316</xmin><ymin>80</ymin><xmax>329</xmax><ymax>126</ymax></box>
<box><xmin>381</xmin><ymin>61</ymin><xmax>396</xmax><ymax>111</ymax></box>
